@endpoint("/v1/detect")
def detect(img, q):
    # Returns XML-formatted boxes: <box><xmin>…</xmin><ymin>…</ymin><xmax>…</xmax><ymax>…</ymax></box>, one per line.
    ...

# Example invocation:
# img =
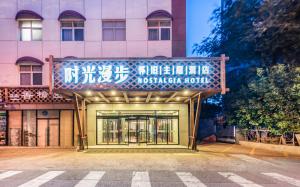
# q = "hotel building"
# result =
<box><xmin>0</xmin><ymin>0</ymin><xmax>227</xmax><ymax>149</ymax></box>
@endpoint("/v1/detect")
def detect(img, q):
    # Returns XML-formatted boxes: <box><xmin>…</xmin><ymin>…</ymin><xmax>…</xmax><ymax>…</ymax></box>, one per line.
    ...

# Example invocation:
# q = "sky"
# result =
<box><xmin>187</xmin><ymin>0</ymin><xmax>220</xmax><ymax>57</ymax></box>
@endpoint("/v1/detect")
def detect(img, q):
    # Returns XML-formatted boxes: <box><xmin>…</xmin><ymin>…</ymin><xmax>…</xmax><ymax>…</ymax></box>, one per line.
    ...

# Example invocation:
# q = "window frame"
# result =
<box><xmin>102</xmin><ymin>20</ymin><xmax>126</xmax><ymax>41</ymax></box>
<box><xmin>147</xmin><ymin>19</ymin><xmax>172</xmax><ymax>41</ymax></box>
<box><xmin>19</xmin><ymin>20</ymin><xmax>42</xmax><ymax>41</ymax></box>
<box><xmin>19</xmin><ymin>65</ymin><xmax>43</xmax><ymax>86</ymax></box>
<box><xmin>61</xmin><ymin>21</ymin><xmax>85</xmax><ymax>41</ymax></box>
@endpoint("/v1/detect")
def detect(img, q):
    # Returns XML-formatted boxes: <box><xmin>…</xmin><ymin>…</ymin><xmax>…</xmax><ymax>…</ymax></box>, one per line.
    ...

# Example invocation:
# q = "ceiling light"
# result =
<box><xmin>86</xmin><ymin>90</ymin><xmax>92</xmax><ymax>96</ymax></box>
<box><xmin>135</xmin><ymin>97</ymin><xmax>140</xmax><ymax>101</ymax></box>
<box><xmin>111</xmin><ymin>90</ymin><xmax>116</xmax><ymax>96</ymax></box>
<box><xmin>176</xmin><ymin>97</ymin><xmax>181</xmax><ymax>101</ymax></box>
<box><xmin>115</xmin><ymin>97</ymin><xmax>119</xmax><ymax>101</ymax></box>
<box><xmin>183</xmin><ymin>90</ymin><xmax>190</xmax><ymax>95</ymax></box>
<box><xmin>94</xmin><ymin>97</ymin><xmax>100</xmax><ymax>101</ymax></box>
<box><xmin>156</xmin><ymin>97</ymin><xmax>160</xmax><ymax>101</ymax></box>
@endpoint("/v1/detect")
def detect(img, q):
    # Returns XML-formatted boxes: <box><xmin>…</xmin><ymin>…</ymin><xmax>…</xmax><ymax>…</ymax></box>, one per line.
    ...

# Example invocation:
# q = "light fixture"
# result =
<box><xmin>183</xmin><ymin>90</ymin><xmax>190</xmax><ymax>95</ymax></box>
<box><xmin>156</xmin><ymin>97</ymin><xmax>160</xmax><ymax>101</ymax></box>
<box><xmin>176</xmin><ymin>97</ymin><xmax>181</xmax><ymax>101</ymax></box>
<box><xmin>94</xmin><ymin>97</ymin><xmax>100</xmax><ymax>101</ymax></box>
<box><xmin>111</xmin><ymin>90</ymin><xmax>116</xmax><ymax>96</ymax></box>
<box><xmin>115</xmin><ymin>97</ymin><xmax>119</xmax><ymax>101</ymax></box>
<box><xmin>135</xmin><ymin>97</ymin><xmax>140</xmax><ymax>101</ymax></box>
<box><xmin>86</xmin><ymin>90</ymin><xmax>92</xmax><ymax>96</ymax></box>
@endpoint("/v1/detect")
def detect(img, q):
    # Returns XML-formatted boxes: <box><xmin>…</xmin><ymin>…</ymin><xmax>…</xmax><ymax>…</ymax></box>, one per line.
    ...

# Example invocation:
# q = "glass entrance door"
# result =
<box><xmin>128</xmin><ymin>119</ymin><xmax>137</xmax><ymax>143</ymax></box>
<box><xmin>138</xmin><ymin>119</ymin><xmax>147</xmax><ymax>143</ymax></box>
<box><xmin>127</xmin><ymin>118</ymin><xmax>147</xmax><ymax>144</ymax></box>
<box><xmin>104</xmin><ymin>119</ymin><xmax>119</xmax><ymax>144</ymax></box>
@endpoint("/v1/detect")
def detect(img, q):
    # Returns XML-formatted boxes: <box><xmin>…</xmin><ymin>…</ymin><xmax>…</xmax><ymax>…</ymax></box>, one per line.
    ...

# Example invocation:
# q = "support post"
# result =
<box><xmin>82</xmin><ymin>99</ymin><xmax>86</xmax><ymax>136</ymax></box>
<box><xmin>220</xmin><ymin>54</ymin><xmax>229</xmax><ymax>94</ymax></box>
<box><xmin>188</xmin><ymin>98</ymin><xmax>194</xmax><ymax>148</ymax></box>
<box><xmin>74</xmin><ymin>94</ymin><xmax>84</xmax><ymax>150</ymax></box>
<box><xmin>48</xmin><ymin>55</ymin><xmax>53</xmax><ymax>94</ymax></box>
<box><xmin>192</xmin><ymin>93</ymin><xmax>202</xmax><ymax>150</ymax></box>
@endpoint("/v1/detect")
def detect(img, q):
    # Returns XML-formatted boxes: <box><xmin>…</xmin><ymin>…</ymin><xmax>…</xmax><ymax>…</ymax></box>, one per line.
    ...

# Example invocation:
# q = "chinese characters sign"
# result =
<box><xmin>53</xmin><ymin>59</ymin><xmax>222</xmax><ymax>91</ymax></box>
<box><xmin>0</xmin><ymin>88</ymin><xmax>72</xmax><ymax>104</ymax></box>
<box><xmin>64</xmin><ymin>65</ymin><xmax>129</xmax><ymax>85</ymax></box>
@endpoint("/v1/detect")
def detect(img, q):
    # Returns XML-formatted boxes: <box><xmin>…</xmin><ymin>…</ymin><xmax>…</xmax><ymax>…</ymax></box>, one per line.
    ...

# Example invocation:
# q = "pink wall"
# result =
<box><xmin>0</xmin><ymin>0</ymin><xmax>180</xmax><ymax>86</ymax></box>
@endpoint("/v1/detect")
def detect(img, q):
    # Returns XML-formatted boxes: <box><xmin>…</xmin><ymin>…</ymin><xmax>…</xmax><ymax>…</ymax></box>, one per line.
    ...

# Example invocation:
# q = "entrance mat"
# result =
<box><xmin>84</xmin><ymin>148</ymin><xmax>195</xmax><ymax>153</ymax></box>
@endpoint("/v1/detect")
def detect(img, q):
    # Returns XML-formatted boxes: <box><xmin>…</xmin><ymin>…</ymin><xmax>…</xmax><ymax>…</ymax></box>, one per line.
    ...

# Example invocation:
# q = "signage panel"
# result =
<box><xmin>52</xmin><ymin>59</ymin><xmax>222</xmax><ymax>91</ymax></box>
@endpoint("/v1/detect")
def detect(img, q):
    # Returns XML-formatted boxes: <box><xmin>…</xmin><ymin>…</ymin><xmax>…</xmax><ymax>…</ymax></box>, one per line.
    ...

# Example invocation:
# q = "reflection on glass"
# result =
<box><xmin>157</xmin><ymin>119</ymin><xmax>168</xmax><ymax>144</ymax></box>
<box><xmin>147</xmin><ymin>118</ymin><xmax>156</xmax><ymax>144</ymax></box>
<box><xmin>138</xmin><ymin>119</ymin><xmax>147</xmax><ymax>143</ymax></box>
<box><xmin>168</xmin><ymin>118</ymin><xmax>179</xmax><ymax>144</ymax></box>
<box><xmin>22</xmin><ymin>110</ymin><xmax>36</xmax><ymax>146</ymax></box>
<box><xmin>128</xmin><ymin>119</ymin><xmax>137</xmax><ymax>143</ymax></box>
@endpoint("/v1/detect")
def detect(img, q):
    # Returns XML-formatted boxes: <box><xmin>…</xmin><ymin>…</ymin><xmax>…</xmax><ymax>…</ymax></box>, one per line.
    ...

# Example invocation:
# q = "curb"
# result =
<box><xmin>239</xmin><ymin>141</ymin><xmax>300</xmax><ymax>156</ymax></box>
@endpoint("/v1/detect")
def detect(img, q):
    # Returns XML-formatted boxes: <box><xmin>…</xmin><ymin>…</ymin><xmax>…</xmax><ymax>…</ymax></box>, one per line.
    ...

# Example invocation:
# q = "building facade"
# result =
<box><xmin>0</xmin><ymin>0</ymin><xmax>226</xmax><ymax>149</ymax></box>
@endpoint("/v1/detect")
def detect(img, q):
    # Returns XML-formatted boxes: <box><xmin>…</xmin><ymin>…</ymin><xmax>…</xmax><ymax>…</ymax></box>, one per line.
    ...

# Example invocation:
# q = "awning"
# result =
<box><xmin>15</xmin><ymin>10</ymin><xmax>43</xmax><ymax>20</ymax></box>
<box><xmin>146</xmin><ymin>10</ymin><xmax>173</xmax><ymax>20</ymax></box>
<box><xmin>58</xmin><ymin>10</ymin><xmax>86</xmax><ymax>21</ymax></box>
<box><xmin>16</xmin><ymin>56</ymin><xmax>44</xmax><ymax>65</ymax></box>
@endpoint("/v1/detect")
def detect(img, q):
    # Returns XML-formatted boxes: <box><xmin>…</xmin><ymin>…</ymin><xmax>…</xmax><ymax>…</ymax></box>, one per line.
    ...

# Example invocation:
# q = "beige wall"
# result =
<box><xmin>0</xmin><ymin>0</ymin><xmax>173</xmax><ymax>87</ymax></box>
<box><xmin>87</xmin><ymin>103</ymin><xmax>189</xmax><ymax>146</ymax></box>
<box><xmin>60</xmin><ymin>110</ymin><xmax>73</xmax><ymax>148</ymax></box>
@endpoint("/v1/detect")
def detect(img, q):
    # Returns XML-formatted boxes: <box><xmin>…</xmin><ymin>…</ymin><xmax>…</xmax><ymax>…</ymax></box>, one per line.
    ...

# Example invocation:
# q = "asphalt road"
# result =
<box><xmin>0</xmin><ymin>143</ymin><xmax>299</xmax><ymax>187</ymax></box>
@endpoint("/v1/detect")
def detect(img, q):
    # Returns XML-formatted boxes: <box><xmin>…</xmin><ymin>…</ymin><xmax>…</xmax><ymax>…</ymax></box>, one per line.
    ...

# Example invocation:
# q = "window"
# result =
<box><xmin>61</xmin><ymin>21</ymin><xmax>84</xmax><ymax>41</ymax></box>
<box><xmin>20</xmin><ymin>65</ymin><xmax>42</xmax><ymax>85</ymax></box>
<box><xmin>102</xmin><ymin>21</ymin><xmax>126</xmax><ymax>41</ymax></box>
<box><xmin>148</xmin><ymin>20</ymin><xmax>171</xmax><ymax>41</ymax></box>
<box><xmin>20</xmin><ymin>21</ymin><xmax>42</xmax><ymax>41</ymax></box>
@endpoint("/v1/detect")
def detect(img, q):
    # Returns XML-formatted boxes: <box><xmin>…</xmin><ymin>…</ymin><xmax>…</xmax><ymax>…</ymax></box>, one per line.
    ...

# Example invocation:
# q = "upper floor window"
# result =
<box><xmin>61</xmin><ymin>21</ymin><xmax>84</xmax><ymax>41</ymax></box>
<box><xmin>148</xmin><ymin>20</ymin><xmax>171</xmax><ymax>41</ymax></box>
<box><xmin>20</xmin><ymin>20</ymin><xmax>42</xmax><ymax>41</ymax></box>
<box><xmin>102</xmin><ymin>21</ymin><xmax>126</xmax><ymax>41</ymax></box>
<box><xmin>20</xmin><ymin>65</ymin><xmax>42</xmax><ymax>85</ymax></box>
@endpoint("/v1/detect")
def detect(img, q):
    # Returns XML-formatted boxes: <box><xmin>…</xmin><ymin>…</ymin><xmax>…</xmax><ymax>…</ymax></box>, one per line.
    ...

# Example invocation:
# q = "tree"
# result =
<box><xmin>230</xmin><ymin>65</ymin><xmax>300</xmax><ymax>134</ymax></box>
<box><xmin>194</xmin><ymin>0</ymin><xmax>300</xmax><ymax>133</ymax></box>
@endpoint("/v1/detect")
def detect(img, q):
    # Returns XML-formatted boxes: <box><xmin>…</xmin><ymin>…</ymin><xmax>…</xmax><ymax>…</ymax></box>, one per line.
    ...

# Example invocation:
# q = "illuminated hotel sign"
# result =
<box><xmin>52</xmin><ymin>59</ymin><xmax>222</xmax><ymax>91</ymax></box>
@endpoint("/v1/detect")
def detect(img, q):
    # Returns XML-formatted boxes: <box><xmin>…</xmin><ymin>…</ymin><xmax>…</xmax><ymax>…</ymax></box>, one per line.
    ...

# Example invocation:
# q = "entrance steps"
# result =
<box><xmin>85</xmin><ymin>145</ymin><xmax>193</xmax><ymax>153</ymax></box>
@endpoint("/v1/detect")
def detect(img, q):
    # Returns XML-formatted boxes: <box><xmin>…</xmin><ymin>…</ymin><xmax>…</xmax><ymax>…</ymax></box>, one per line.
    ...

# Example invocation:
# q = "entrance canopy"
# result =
<box><xmin>48</xmin><ymin>55</ymin><xmax>228</xmax><ymax>104</ymax></box>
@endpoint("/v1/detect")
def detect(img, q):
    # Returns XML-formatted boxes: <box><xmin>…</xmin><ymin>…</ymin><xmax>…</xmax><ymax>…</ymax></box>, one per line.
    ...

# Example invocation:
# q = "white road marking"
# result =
<box><xmin>262</xmin><ymin>173</ymin><xmax>300</xmax><ymax>187</ymax></box>
<box><xmin>176</xmin><ymin>172</ymin><xmax>207</xmax><ymax>187</ymax></box>
<box><xmin>131</xmin><ymin>171</ymin><xmax>151</xmax><ymax>187</ymax></box>
<box><xmin>74</xmin><ymin>171</ymin><xmax>105</xmax><ymax>187</ymax></box>
<box><xmin>218</xmin><ymin>172</ymin><xmax>263</xmax><ymax>187</ymax></box>
<box><xmin>18</xmin><ymin>171</ymin><xmax>65</xmax><ymax>187</ymax></box>
<box><xmin>0</xmin><ymin>171</ymin><xmax>23</xmax><ymax>180</ymax></box>
<box><xmin>230</xmin><ymin>154</ymin><xmax>276</xmax><ymax>167</ymax></box>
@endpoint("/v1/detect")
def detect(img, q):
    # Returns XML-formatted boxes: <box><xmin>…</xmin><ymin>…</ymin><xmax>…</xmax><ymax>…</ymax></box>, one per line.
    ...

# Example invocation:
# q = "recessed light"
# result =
<box><xmin>111</xmin><ymin>90</ymin><xmax>116</xmax><ymax>96</ymax></box>
<box><xmin>86</xmin><ymin>90</ymin><xmax>92</xmax><ymax>96</ymax></box>
<box><xmin>183</xmin><ymin>90</ymin><xmax>189</xmax><ymax>95</ymax></box>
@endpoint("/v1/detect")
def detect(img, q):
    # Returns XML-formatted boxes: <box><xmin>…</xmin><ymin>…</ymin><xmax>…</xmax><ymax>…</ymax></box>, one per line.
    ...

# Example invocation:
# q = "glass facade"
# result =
<box><xmin>96</xmin><ymin>110</ymin><xmax>179</xmax><ymax>145</ymax></box>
